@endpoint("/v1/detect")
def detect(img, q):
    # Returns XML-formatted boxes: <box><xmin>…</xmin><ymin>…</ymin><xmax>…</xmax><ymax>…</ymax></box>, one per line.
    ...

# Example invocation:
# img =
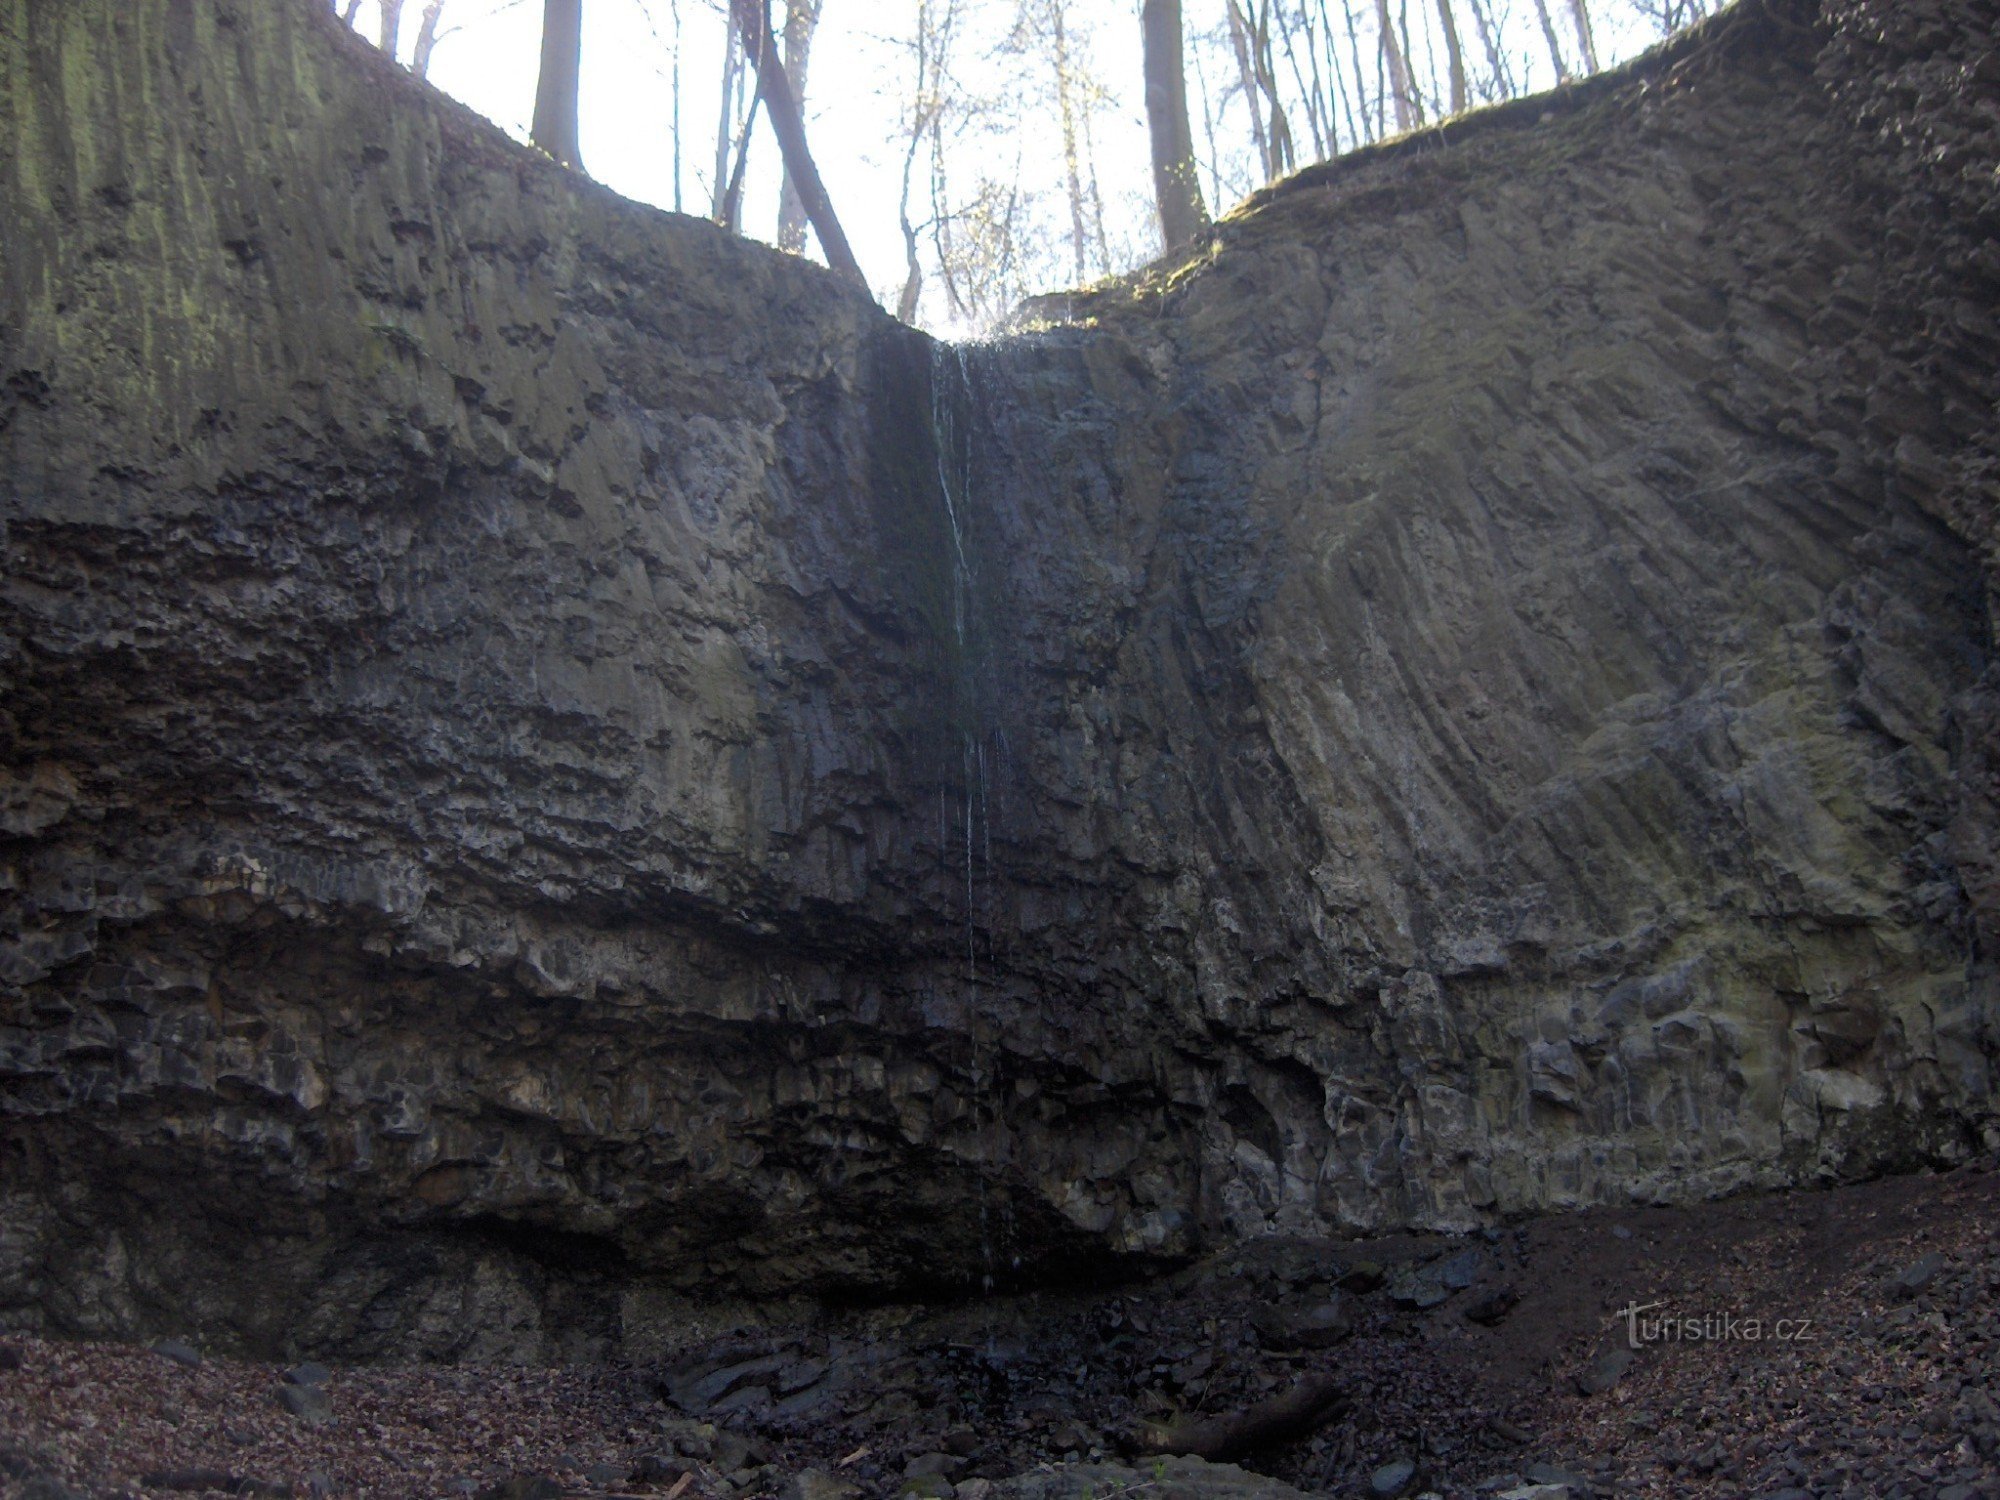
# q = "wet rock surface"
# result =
<box><xmin>2</xmin><ymin>0</ymin><xmax>1999</xmax><ymax>1351</ymax></box>
<box><xmin>0</xmin><ymin>1165</ymin><xmax>1996</xmax><ymax>1498</ymax></box>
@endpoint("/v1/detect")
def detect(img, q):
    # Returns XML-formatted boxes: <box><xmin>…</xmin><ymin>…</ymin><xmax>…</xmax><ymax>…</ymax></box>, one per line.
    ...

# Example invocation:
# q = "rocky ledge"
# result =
<box><xmin>2</xmin><ymin>0</ymin><xmax>1998</xmax><ymax>1356</ymax></box>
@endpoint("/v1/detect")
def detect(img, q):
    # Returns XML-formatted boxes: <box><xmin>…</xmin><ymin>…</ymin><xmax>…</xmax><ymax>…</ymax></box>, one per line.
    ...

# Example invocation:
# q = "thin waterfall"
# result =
<box><xmin>928</xmin><ymin>337</ymin><xmax>1007</xmax><ymax>1295</ymax></box>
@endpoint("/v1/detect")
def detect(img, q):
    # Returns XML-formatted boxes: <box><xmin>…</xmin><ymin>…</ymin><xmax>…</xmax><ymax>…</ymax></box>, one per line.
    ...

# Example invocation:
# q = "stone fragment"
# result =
<box><xmin>1890</xmin><ymin>1252</ymin><xmax>1945</xmax><ymax>1298</ymax></box>
<box><xmin>153</xmin><ymin>1340</ymin><xmax>203</xmax><ymax>1368</ymax></box>
<box><xmin>1465</xmin><ymin>1289</ymin><xmax>1519</xmax><ymax>1326</ymax></box>
<box><xmin>633</xmin><ymin>1454</ymin><xmax>700</xmax><ymax>1486</ymax></box>
<box><xmin>1368</xmin><ymin>1457</ymin><xmax>1418</xmax><ymax>1498</ymax></box>
<box><xmin>1575</xmin><ymin>1348</ymin><xmax>1634</xmax><ymax>1397</ymax></box>
<box><xmin>276</xmin><ymin>1383</ymin><xmax>333</xmax><ymax>1425</ymax></box>
<box><xmin>283</xmin><ymin>1362</ymin><xmax>331</xmax><ymax>1387</ymax></box>
<box><xmin>1251</xmin><ymin>1296</ymin><xmax>1354</xmax><ymax>1350</ymax></box>
<box><xmin>779</xmin><ymin>1470</ymin><xmax>860</xmax><ymax>1500</ymax></box>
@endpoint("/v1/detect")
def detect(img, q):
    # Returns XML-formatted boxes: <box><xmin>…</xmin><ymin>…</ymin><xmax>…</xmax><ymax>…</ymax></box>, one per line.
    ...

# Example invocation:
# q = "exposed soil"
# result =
<box><xmin>3</xmin><ymin>1161</ymin><xmax>1997</xmax><ymax>1500</ymax></box>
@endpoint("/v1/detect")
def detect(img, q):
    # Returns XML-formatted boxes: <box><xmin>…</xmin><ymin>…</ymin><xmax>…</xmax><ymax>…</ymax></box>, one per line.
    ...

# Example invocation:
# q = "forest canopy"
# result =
<box><xmin>338</xmin><ymin>0</ymin><xmax>1724</xmax><ymax>335</ymax></box>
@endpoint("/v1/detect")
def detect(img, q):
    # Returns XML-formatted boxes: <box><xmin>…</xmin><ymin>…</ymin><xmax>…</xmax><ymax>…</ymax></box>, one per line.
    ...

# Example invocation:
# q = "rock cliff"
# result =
<box><xmin>2</xmin><ymin>0</ymin><xmax>1996</xmax><ymax>1358</ymax></box>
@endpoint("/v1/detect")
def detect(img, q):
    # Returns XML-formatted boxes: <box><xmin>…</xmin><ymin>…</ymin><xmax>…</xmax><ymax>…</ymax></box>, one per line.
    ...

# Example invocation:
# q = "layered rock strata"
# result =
<box><xmin>1</xmin><ymin>0</ymin><xmax>1996</xmax><ymax>1356</ymax></box>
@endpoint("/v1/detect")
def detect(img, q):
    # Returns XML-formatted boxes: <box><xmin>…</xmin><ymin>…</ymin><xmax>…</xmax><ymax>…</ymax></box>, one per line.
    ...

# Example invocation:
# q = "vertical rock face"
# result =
<box><xmin>0</xmin><ymin>0</ymin><xmax>1995</xmax><ymax>1356</ymax></box>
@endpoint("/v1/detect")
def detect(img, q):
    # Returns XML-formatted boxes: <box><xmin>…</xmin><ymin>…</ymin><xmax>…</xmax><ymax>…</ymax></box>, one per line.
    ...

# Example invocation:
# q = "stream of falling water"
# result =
<box><xmin>928</xmin><ymin>339</ymin><xmax>1008</xmax><ymax>1302</ymax></box>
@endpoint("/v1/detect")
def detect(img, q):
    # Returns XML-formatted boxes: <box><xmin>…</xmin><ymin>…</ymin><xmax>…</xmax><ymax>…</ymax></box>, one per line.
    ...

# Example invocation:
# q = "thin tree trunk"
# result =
<box><xmin>1373</xmin><ymin>0</ymin><xmax>1414</xmax><ymax>131</ymax></box>
<box><xmin>340</xmin><ymin>0</ymin><xmax>363</xmax><ymax>26</ymax></box>
<box><xmin>897</xmin><ymin>116</ymin><xmax>925</xmax><ymax>322</ymax></box>
<box><xmin>728</xmin><ymin>0</ymin><xmax>867</xmax><ymax>288</ymax></box>
<box><xmin>1224</xmin><ymin>1</ymin><xmax>1272</xmax><ymax>179</ymax></box>
<box><xmin>1141</xmin><ymin>0</ymin><xmax>1211</xmax><ymax>251</ymax></box>
<box><xmin>670</xmin><ymin>0</ymin><xmax>683</xmax><ymax>212</ymax></box>
<box><xmin>1273</xmin><ymin>3</ymin><xmax>1326</xmax><ymax>161</ymax></box>
<box><xmin>1372</xmin><ymin>0</ymin><xmax>1387</xmax><ymax>136</ymax></box>
<box><xmin>775</xmin><ymin>0</ymin><xmax>823</xmax><ymax>254</ymax></box>
<box><xmin>1190</xmin><ymin>27</ymin><xmax>1228</xmax><ymax>208</ymax></box>
<box><xmin>1396</xmin><ymin>0</ymin><xmax>1426</xmax><ymax>124</ymax></box>
<box><xmin>410</xmin><ymin>0</ymin><xmax>446</xmax><ymax>78</ymax></box>
<box><xmin>1340</xmin><ymin>0</ymin><xmax>1377</xmax><ymax>143</ymax></box>
<box><xmin>713</xmin><ymin>18</ymin><xmax>749</xmax><ymax>225</ymax></box>
<box><xmin>720</xmin><ymin>82</ymin><xmax>763</xmax><ymax>232</ymax></box>
<box><xmin>1433</xmin><ymin>0</ymin><xmax>1466</xmax><ymax>113</ymax></box>
<box><xmin>530</xmin><ymin>0</ymin><xmax>584</xmax><ymax>170</ymax></box>
<box><xmin>1566</xmin><ymin>0</ymin><xmax>1599</xmax><ymax>71</ymax></box>
<box><xmin>1251</xmin><ymin>1</ymin><xmax>1296</xmax><ymax>175</ymax></box>
<box><xmin>378</xmin><ymin>0</ymin><xmax>405</xmax><ymax>56</ymax></box>
<box><xmin>1047</xmin><ymin>0</ymin><xmax>1091</xmax><ymax>282</ymax></box>
<box><xmin>1317</xmin><ymin>0</ymin><xmax>1362</xmax><ymax>150</ymax></box>
<box><xmin>1530</xmin><ymin>0</ymin><xmax>1572</xmax><ymax>82</ymax></box>
<box><xmin>1081</xmin><ymin>100</ymin><xmax>1112</xmax><ymax>270</ymax></box>
<box><xmin>1466</xmin><ymin>0</ymin><xmax>1513</xmax><ymax>99</ymax></box>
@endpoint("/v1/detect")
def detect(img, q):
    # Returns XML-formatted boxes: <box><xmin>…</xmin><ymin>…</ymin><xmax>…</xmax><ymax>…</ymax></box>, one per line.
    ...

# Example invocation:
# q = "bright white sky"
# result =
<box><xmin>340</xmin><ymin>0</ymin><xmax>1676</xmax><ymax>333</ymax></box>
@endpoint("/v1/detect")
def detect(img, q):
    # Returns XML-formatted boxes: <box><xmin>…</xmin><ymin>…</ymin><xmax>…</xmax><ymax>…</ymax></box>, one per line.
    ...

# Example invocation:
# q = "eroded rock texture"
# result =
<box><xmin>2</xmin><ymin>0</ymin><xmax>1996</xmax><ymax>1356</ymax></box>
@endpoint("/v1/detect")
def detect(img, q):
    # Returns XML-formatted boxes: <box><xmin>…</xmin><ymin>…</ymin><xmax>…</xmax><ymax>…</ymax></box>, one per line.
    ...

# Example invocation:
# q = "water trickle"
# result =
<box><xmin>927</xmin><ymin>339</ymin><xmax>1007</xmax><ymax>1300</ymax></box>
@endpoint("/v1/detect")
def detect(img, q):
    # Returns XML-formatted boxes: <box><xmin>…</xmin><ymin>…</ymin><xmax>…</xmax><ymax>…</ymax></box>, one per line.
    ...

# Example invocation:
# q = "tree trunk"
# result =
<box><xmin>1434</xmin><ymin>0</ymin><xmax>1467</xmax><ymax>113</ymax></box>
<box><xmin>775</xmin><ymin>0</ymin><xmax>823</xmax><ymax>254</ymax></box>
<box><xmin>708</xmin><ymin>18</ymin><xmax>740</xmax><ymax>223</ymax></box>
<box><xmin>1047</xmin><ymin>0</ymin><xmax>1091</xmax><ymax>283</ymax></box>
<box><xmin>1141</xmin><ymin>0</ymin><xmax>1210</xmax><ymax>252</ymax></box>
<box><xmin>378</xmin><ymin>0</ymin><xmax>405</xmax><ymax>57</ymax></box>
<box><xmin>1373</xmin><ymin>0</ymin><xmax>1415</xmax><ymax>132</ymax></box>
<box><xmin>1338</xmin><ymin>0</ymin><xmax>1377</xmax><ymax>144</ymax></box>
<box><xmin>1223</xmin><ymin>1</ymin><xmax>1271</xmax><ymax>179</ymax></box>
<box><xmin>1396</xmin><ymin>0</ymin><xmax>1426</xmax><ymax>123</ymax></box>
<box><xmin>728</xmin><ymin>0</ymin><xmax>867</xmax><ymax>289</ymax></box>
<box><xmin>1566</xmin><ymin>0</ymin><xmax>1600</xmax><ymax>71</ymax></box>
<box><xmin>1466</xmin><ymin>0</ymin><xmax>1513</xmax><ymax>99</ymax></box>
<box><xmin>410</xmin><ymin>0</ymin><xmax>446</xmax><ymax>78</ymax></box>
<box><xmin>531</xmin><ymin>0</ymin><xmax>584</xmax><ymax>169</ymax></box>
<box><xmin>1251</xmin><ymin>1</ymin><xmax>1296</xmax><ymax>176</ymax></box>
<box><xmin>670</xmin><ymin>0</ymin><xmax>683</xmax><ymax>213</ymax></box>
<box><xmin>340</xmin><ymin>0</ymin><xmax>362</xmax><ymax>27</ymax></box>
<box><xmin>1530</xmin><ymin>0</ymin><xmax>1572</xmax><ymax>82</ymax></box>
<box><xmin>1272</xmin><ymin>3</ymin><xmax>1326</xmax><ymax>161</ymax></box>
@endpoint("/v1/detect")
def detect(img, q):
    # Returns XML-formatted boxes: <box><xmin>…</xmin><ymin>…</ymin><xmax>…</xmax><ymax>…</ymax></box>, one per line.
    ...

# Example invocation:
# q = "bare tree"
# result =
<box><xmin>1141</xmin><ymin>0</ymin><xmax>1211</xmax><ymax>251</ymax></box>
<box><xmin>1037</xmin><ymin>0</ymin><xmax>1095</xmax><ymax>282</ymax></box>
<box><xmin>1630</xmin><ymin>0</ymin><xmax>1714</xmax><ymax>31</ymax></box>
<box><xmin>1434</xmin><ymin>0</ymin><xmax>1467</xmax><ymax>114</ymax></box>
<box><xmin>728</xmin><ymin>0</ymin><xmax>867</xmax><ymax>287</ymax></box>
<box><xmin>410</xmin><ymin>0</ymin><xmax>447</xmax><ymax>79</ymax></box>
<box><xmin>1396</xmin><ymin>0</ymin><xmax>1428</xmax><ymax>122</ymax></box>
<box><xmin>713</xmin><ymin>16</ymin><xmax>753</xmax><ymax>228</ymax></box>
<box><xmin>1374</xmin><ymin>0</ymin><xmax>1416</xmax><ymax>131</ymax></box>
<box><xmin>893</xmin><ymin>0</ymin><xmax>955</xmax><ymax>320</ymax></box>
<box><xmin>1566</xmin><ymin>0</ymin><xmax>1600</xmax><ymax>71</ymax></box>
<box><xmin>1465</xmin><ymin>0</ymin><xmax>1515</xmax><ymax>99</ymax></box>
<box><xmin>531</xmin><ymin>0</ymin><xmax>584</xmax><ymax>168</ymax></box>
<box><xmin>1222</xmin><ymin>3</ymin><xmax>1271</xmax><ymax>178</ymax></box>
<box><xmin>379</xmin><ymin>0</ymin><xmax>406</xmax><ymax>55</ymax></box>
<box><xmin>1530</xmin><ymin>0</ymin><xmax>1573</xmax><ymax>82</ymax></box>
<box><xmin>775</xmin><ymin>1</ymin><xmax>824</xmax><ymax>254</ymax></box>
